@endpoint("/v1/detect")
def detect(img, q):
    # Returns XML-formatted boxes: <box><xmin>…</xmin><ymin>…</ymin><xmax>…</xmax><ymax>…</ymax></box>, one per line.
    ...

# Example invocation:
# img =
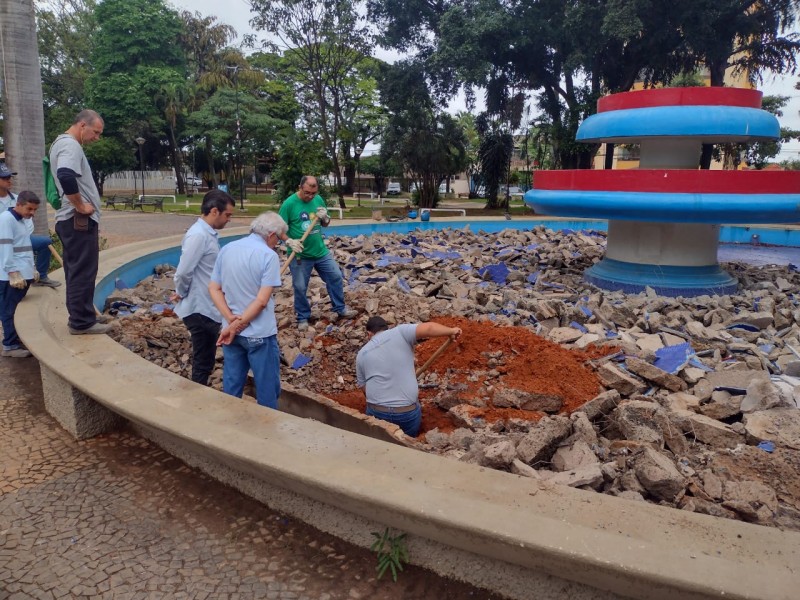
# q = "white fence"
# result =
<box><xmin>104</xmin><ymin>170</ymin><xmax>175</xmax><ymax>195</ymax></box>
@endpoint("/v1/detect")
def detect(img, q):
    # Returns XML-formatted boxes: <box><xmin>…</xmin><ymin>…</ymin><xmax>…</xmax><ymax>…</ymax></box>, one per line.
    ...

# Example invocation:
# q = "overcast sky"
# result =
<box><xmin>169</xmin><ymin>0</ymin><xmax>800</xmax><ymax>162</ymax></box>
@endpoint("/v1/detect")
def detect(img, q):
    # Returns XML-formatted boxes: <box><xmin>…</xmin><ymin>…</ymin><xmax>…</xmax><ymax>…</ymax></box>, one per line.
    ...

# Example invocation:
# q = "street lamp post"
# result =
<box><xmin>132</xmin><ymin>140</ymin><xmax>138</xmax><ymax>198</ymax></box>
<box><xmin>135</xmin><ymin>137</ymin><xmax>146</xmax><ymax>201</ymax></box>
<box><xmin>355</xmin><ymin>146</ymin><xmax>363</xmax><ymax>208</ymax></box>
<box><xmin>226</xmin><ymin>65</ymin><xmax>245</xmax><ymax>211</ymax></box>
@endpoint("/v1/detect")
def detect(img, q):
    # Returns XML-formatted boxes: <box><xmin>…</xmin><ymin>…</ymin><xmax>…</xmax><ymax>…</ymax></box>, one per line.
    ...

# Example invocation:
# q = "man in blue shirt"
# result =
<box><xmin>0</xmin><ymin>191</ymin><xmax>42</xmax><ymax>358</ymax></box>
<box><xmin>171</xmin><ymin>190</ymin><xmax>235</xmax><ymax>385</ymax></box>
<box><xmin>209</xmin><ymin>212</ymin><xmax>286</xmax><ymax>409</ymax></box>
<box><xmin>0</xmin><ymin>163</ymin><xmax>60</xmax><ymax>288</ymax></box>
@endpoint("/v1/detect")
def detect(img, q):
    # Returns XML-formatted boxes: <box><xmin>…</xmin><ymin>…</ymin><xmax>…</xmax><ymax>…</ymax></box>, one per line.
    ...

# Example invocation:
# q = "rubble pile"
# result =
<box><xmin>106</xmin><ymin>226</ymin><xmax>800</xmax><ymax>530</ymax></box>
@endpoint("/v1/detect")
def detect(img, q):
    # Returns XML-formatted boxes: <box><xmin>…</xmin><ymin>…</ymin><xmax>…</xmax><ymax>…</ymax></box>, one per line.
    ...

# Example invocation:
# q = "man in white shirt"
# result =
<box><xmin>170</xmin><ymin>190</ymin><xmax>235</xmax><ymax>385</ymax></box>
<box><xmin>209</xmin><ymin>212</ymin><xmax>286</xmax><ymax>409</ymax></box>
<box><xmin>0</xmin><ymin>163</ymin><xmax>60</xmax><ymax>288</ymax></box>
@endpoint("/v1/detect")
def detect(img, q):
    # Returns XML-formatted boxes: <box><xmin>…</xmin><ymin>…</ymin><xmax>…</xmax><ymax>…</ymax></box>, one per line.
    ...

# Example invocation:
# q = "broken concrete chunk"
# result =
<box><xmin>551</xmin><ymin>440</ymin><xmax>600</xmax><ymax>472</ymax></box>
<box><xmin>515</xmin><ymin>416</ymin><xmax>572</xmax><ymax>465</ymax></box>
<box><xmin>510</xmin><ymin>459</ymin><xmax>541</xmax><ymax>479</ymax></box>
<box><xmin>625</xmin><ymin>357</ymin><xmax>687</xmax><ymax>392</ymax></box>
<box><xmin>698</xmin><ymin>390</ymin><xmax>742</xmax><ymax>420</ymax></box>
<box><xmin>548</xmin><ymin>464</ymin><xmax>604</xmax><ymax>489</ymax></box>
<box><xmin>492</xmin><ymin>388</ymin><xmax>563</xmax><ymax>413</ymax></box>
<box><xmin>611</xmin><ymin>400</ymin><xmax>666</xmax><ymax>446</ymax></box>
<box><xmin>548</xmin><ymin>327</ymin><xmax>583</xmax><ymax>344</ymax></box>
<box><xmin>673</xmin><ymin>411</ymin><xmax>743</xmax><ymax>448</ymax></box>
<box><xmin>740</xmin><ymin>379</ymin><xmax>788</xmax><ymax>413</ymax></box>
<box><xmin>577</xmin><ymin>389</ymin><xmax>621</xmax><ymax>421</ymax></box>
<box><xmin>633</xmin><ymin>447</ymin><xmax>686</xmax><ymax>502</ymax></box>
<box><xmin>596</xmin><ymin>363</ymin><xmax>648</xmax><ymax>396</ymax></box>
<box><xmin>480</xmin><ymin>440</ymin><xmax>517</xmax><ymax>469</ymax></box>
<box><xmin>743</xmin><ymin>408</ymin><xmax>800</xmax><ymax>450</ymax></box>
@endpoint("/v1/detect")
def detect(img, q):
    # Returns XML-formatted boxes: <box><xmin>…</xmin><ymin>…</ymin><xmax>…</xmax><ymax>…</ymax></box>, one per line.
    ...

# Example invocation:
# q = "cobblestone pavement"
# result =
<box><xmin>0</xmin><ymin>360</ymin><xmax>501</xmax><ymax>600</ymax></box>
<box><xmin>3</xmin><ymin>213</ymin><xmax>502</xmax><ymax>599</ymax></box>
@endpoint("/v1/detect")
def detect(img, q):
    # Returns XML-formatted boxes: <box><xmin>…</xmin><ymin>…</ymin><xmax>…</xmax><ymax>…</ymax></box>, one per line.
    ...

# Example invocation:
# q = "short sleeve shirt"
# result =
<box><xmin>51</xmin><ymin>133</ymin><xmax>101</xmax><ymax>224</ymax></box>
<box><xmin>278</xmin><ymin>192</ymin><xmax>328</xmax><ymax>259</ymax></box>
<box><xmin>356</xmin><ymin>324</ymin><xmax>420</xmax><ymax>408</ymax></box>
<box><xmin>210</xmin><ymin>233</ymin><xmax>281</xmax><ymax>338</ymax></box>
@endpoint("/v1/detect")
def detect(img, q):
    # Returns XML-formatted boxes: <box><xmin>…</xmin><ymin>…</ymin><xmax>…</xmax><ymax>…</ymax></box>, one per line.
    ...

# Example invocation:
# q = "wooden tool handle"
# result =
<box><xmin>280</xmin><ymin>214</ymin><xmax>320</xmax><ymax>275</ymax></box>
<box><xmin>416</xmin><ymin>337</ymin><xmax>453</xmax><ymax>378</ymax></box>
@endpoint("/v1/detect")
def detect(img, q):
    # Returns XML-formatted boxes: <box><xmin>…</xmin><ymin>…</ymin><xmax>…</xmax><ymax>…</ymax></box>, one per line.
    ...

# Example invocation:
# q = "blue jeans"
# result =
<box><xmin>30</xmin><ymin>234</ymin><xmax>53</xmax><ymax>278</ymax></box>
<box><xmin>222</xmin><ymin>334</ymin><xmax>281</xmax><ymax>409</ymax></box>
<box><xmin>0</xmin><ymin>280</ymin><xmax>31</xmax><ymax>350</ymax></box>
<box><xmin>288</xmin><ymin>252</ymin><xmax>346</xmax><ymax>322</ymax></box>
<box><xmin>366</xmin><ymin>404</ymin><xmax>422</xmax><ymax>437</ymax></box>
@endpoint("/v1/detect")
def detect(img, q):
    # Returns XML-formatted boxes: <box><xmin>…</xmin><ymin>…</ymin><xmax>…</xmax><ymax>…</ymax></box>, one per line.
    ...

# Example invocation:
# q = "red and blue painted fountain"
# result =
<box><xmin>525</xmin><ymin>87</ymin><xmax>800</xmax><ymax>296</ymax></box>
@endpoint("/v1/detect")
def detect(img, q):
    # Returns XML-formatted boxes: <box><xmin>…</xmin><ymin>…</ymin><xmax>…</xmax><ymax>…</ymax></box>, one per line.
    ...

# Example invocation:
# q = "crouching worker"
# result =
<box><xmin>356</xmin><ymin>317</ymin><xmax>461</xmax><ymax>437</ymax></box>
<box><xmin>208</xmin><ymin>212</ymin><xmax>285</xmax><ymax>409</ymax></box>
<box><xmin>0</xmin><ymin>191</ymin><xmax>41</xmax><ymax>358</ymax></box>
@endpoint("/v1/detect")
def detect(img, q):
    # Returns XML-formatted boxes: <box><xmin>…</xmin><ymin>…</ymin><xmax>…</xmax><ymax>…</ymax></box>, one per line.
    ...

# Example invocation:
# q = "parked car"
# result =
<box><xmin>386</xmin><ymin>182</ymin><xmax>402</xmax><ymax>195</ymax></box>
<box><xmin>187</xmin><ymin>176</ymin><xmax>203</xmax><ymax>187</ymax></box>
<box><xmin>506</xmin><ymin>186</ymin><xmax>524</xmax><ymax>197</ymax></box>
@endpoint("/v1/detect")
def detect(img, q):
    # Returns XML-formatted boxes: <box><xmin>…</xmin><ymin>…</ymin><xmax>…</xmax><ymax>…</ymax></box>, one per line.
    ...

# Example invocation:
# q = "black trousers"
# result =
<box><xmin>183</xmin><ymin>313</ymin><xmax>221</xmax><ymax>385</ymax></box>
<box><xmin>55</xmin><ymin>217</ymin><xmax>99</xmax><ymax>331</ymax></box>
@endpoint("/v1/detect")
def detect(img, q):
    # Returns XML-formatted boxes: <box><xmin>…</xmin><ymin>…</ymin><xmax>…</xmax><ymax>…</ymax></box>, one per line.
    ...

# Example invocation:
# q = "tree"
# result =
<box><xmin>36</xmin><ymin>0</ymin><xmax>96</xmax><ymax>143</ymax></box>
<box><xmin>250</xmin><ymin>0</ymin><xmax>374</xmax><ymax>207</ymax></box>
<box><xmin>476</xmin><ymin>114</ymin><xmax>513</xmax><ymax>210</ymax></box>
<box><xmin>369</xmin><ymin>0</ymin><xmax>800</xmax><ymax>171</ymax></box>
<box><xmin>185</xmin><ymin>87</ymin><xmax>288</xmax><ymax>192</ymax></box>
<box><xmin>358</xmin><ymin>153</ymin><xmax>402</xmax><ymax>195</ymax></box>
<box><xmin>379</xmin><ymin>61</ymin><xmax>467</xmax><ymax>208</ymax></box>
<box><xmin>1</xmin><ymin>0</ymin><xmax>48</xmax><ymax>234</ymax></box>
<box><xmin>84</xmin><ymin>0</ymin><xmax>186</xmax><ymax>180</ymax></box>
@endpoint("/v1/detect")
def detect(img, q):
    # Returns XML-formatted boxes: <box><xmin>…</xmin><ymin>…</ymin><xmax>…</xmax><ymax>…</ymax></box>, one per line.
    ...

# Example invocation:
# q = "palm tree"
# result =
<box><xmin>0</xmin><ymin>0</ymin><xmax>48</xmax><ymax>235</ymax></box>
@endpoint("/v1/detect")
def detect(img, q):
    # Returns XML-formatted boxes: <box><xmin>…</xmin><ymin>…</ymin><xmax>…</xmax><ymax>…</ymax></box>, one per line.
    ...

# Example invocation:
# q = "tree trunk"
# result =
<box><xmin>0</xmin><ymin>0</ymin><xmax>48</xmax><ymax>234</ymax></box>
<box><xmin>204</xmin><ymin>136</ymin><xmax>217</xmax><ymax>186</ymax></box>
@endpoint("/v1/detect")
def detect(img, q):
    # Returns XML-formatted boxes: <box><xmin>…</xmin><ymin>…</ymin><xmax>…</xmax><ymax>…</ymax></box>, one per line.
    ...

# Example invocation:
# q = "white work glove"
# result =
<box><xmin>315</xmin><ymin>206</ymin><xmax>330</xmax><ymax>225</ymax></box>
<box><xmin>286</xmin><ymin>238</ymin><xmax>304</xmax><ymax>254</ymax></box>
<box><xmin>9</xmin><ymin>272</ymin><xmax>26</xmax><ymax>289</ymax></box>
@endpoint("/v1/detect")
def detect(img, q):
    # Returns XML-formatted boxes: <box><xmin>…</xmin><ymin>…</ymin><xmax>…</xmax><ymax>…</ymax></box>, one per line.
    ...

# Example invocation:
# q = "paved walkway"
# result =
<box><xmin>2</xmin><ymin>212</ymin><xmax>500</xmax><ymax>599</ymax></box>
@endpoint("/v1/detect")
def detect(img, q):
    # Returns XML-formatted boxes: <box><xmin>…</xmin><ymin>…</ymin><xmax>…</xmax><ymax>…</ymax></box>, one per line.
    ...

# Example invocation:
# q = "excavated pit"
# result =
<box><xmin>106</xmin><ymin>225</ymin><xmax>800</xmax><ymax>532</ymax></box>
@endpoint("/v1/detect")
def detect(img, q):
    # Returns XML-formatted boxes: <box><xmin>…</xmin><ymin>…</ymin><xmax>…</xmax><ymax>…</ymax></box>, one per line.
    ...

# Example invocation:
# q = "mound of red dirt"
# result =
<box><xmin>327</xmin><ymin>316</ymin><xmax>612</xmax><ymax>437</ymax></box>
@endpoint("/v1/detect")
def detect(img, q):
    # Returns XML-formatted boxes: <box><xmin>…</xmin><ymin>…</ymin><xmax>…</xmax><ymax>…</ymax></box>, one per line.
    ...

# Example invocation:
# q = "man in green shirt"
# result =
<box><xmin>278</xmin><ymin>176</ymin><xmax>356</xmax><ymax>331</ymax></box>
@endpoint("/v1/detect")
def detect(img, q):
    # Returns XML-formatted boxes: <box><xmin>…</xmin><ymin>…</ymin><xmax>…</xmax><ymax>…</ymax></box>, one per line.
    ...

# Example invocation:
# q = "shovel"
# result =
<box><xmin>415</xmin><ymin>337</ymin><xmax>454</xmax><ymax>378</ymax></box>
<box><xmin>280</xmin><ymin>214</ymin><xmax>320</xmax><ymax>275</ymax></box>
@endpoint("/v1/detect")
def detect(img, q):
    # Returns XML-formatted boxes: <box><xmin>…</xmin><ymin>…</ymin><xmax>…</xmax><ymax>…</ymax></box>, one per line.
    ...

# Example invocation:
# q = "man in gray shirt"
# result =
<box><xmin>50</xmin><ymin>109</ymin><xmax>107</xmax><ymax>334</ymax></box>
<box><xmin>170</xmin><ymin>190</ymin><xmax>234</xmax><ymax>385</ymax></box>
<box><xmin>356</xmin><ymin>316</ymin><xmax>461</xmax><ymax>437</ymax></box>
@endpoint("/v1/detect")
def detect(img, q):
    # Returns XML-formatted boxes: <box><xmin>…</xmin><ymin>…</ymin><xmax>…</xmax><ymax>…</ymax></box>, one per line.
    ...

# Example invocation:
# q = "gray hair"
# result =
<box><xmin>250</xmin><ymin>211</ymin><xmax>287</xmax><ymax>238</ymax></box>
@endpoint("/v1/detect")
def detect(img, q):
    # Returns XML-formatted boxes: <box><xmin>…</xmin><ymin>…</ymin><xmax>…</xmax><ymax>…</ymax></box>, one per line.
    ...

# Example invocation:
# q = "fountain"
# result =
<box><xmin>526</xmin><ymin>87</ymin><xmax>800</xmax><ymax>296</ymax></box>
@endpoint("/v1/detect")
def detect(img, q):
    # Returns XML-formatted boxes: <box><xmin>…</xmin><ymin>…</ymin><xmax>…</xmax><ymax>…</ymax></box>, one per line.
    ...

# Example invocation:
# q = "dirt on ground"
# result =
<box><xmin>327</xmin><ymin>316</ymin><xmax>613</xmax><ymax>436</ymax></box>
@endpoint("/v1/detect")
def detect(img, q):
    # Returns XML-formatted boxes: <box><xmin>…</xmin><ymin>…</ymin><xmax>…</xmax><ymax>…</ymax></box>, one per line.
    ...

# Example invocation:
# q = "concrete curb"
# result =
<box><xmin>16</xmin><ymin>227</ymin><xmax>800</xmax><ymax>600</ymax></box>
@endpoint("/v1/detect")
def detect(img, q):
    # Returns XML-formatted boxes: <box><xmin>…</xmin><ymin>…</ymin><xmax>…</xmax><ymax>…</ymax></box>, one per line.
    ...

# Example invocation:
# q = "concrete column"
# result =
<box><xmin>606</xmin><ymin>221</ymin><xmax>720</xmax><ymax>266</ymax></box>
<box><xmin>40</xmin><ymin>364</ymin><xmax>123</xmax><ymax>439</ymax></box>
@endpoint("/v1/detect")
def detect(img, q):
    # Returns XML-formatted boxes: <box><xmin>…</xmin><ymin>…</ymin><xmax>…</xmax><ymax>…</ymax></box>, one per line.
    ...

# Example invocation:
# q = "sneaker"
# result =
<box><xmin>335</xmin><ymin>308</ymin><xmax>358</xmax><ymax>321</ymax></box>
<box><xmin>68</xmin><ymin>322</ymin><xmax>112</xmax><ymax>335</ymax></box>
<box><xmin>297</xmin><ymin>320</ymin><xmax>309</xmax><ymax>332</ymax></box>
<box><xmin>1</xmin><ymin>348</ymin><xmax>32</xmax><ymax>358</ymax></box>
<box><xmin>34</xmin><ymin>276</ymin><xmax>61</xmax><ymax>288</ymax></box>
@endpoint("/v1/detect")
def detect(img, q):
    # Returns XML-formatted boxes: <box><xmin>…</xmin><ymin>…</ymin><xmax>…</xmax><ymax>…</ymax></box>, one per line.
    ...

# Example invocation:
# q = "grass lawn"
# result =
<box><xmin>160</xmin><ymin>193</ymin><xmax>533</xmax><ymax>219</ymax></box>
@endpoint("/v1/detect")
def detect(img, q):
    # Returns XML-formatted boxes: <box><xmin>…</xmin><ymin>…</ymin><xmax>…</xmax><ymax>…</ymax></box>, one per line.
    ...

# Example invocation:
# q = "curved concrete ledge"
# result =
<box><xmin>17</xmin><ymin>226</ymin><xmax>800</xmax><ymax>600</ymax></box>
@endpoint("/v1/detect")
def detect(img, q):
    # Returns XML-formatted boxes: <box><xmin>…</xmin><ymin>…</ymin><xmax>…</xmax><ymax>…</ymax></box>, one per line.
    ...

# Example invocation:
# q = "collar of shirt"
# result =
<box><xmin>8</xmin><ymin>208</ymin><xmax>23</xmax><ymax>221</ymax></box>
<box><xmin>197</xmin><ymin>217</ymin><xmax>219</xmax><ymax>238</ymax></box>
